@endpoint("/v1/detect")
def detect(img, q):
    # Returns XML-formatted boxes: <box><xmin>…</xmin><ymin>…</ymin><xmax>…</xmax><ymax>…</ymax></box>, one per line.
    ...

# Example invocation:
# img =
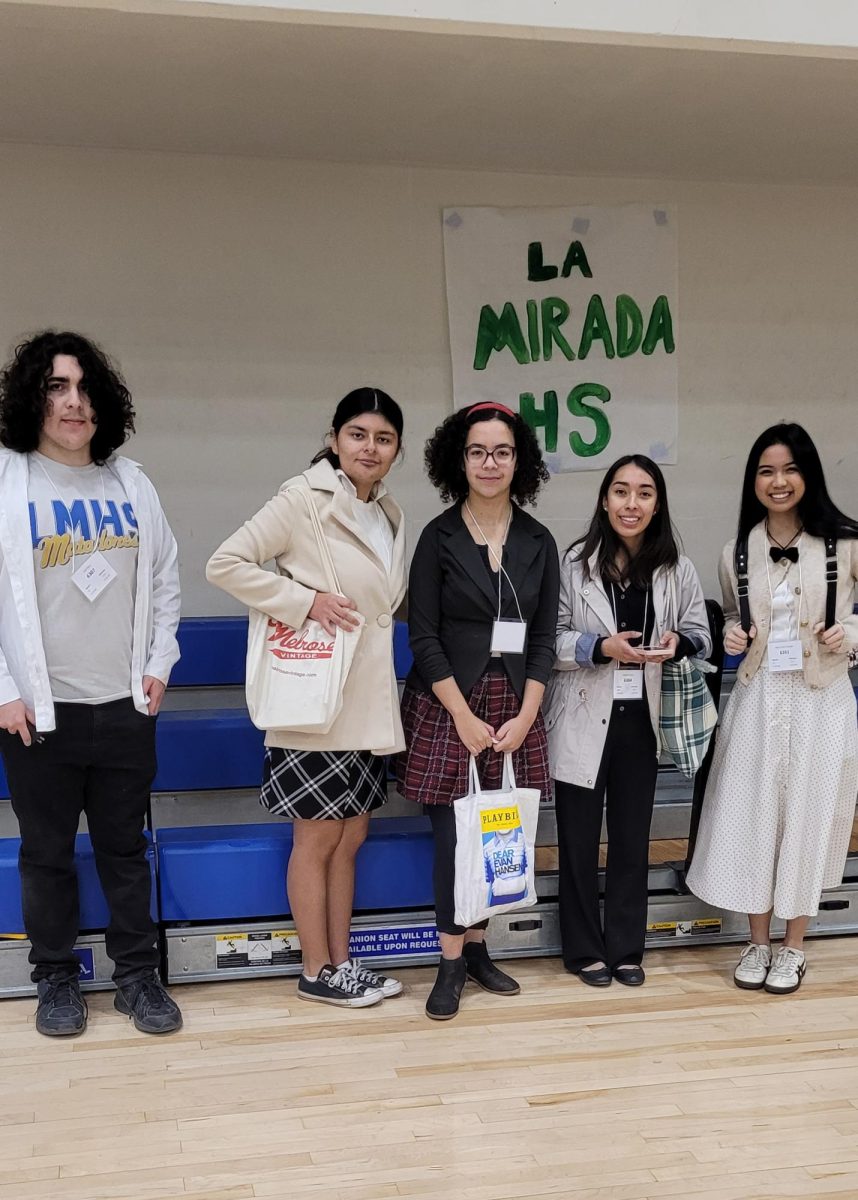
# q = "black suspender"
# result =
<box><xmin>734</xmin><ymin>537</ymin><xmax>752</xmax><ymax>635</ymax></box>
<box><xmin>824</xmin><ymin>536</ymin><xmax>838</xmax><ymax>631</ymax></box>
<box><xmin>734</xmin><ymin>534</ymin><xmax>838</xmax><ymax>638</ymax></box>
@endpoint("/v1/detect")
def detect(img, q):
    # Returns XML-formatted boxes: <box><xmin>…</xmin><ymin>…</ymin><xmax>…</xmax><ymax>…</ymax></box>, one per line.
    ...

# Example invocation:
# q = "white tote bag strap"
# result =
<box><xmin>286</xmin><ymin>485</ymin><xmax>342</xmax><ymax>595</ymax></box>
<box><xmin>467</xmin><ymin>755</ymin><xmax>483</xmax><ymax>798</ymax></box>
<box><xmin>468</xmin><ymin>753</ymin><xmax>517</xmax><ymax>795</ymax></box>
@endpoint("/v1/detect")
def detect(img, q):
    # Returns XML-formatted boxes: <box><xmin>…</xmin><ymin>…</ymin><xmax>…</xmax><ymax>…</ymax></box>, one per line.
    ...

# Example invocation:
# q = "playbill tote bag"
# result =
<box><xmin>245</xmin><ymin>487</ymin><xmax>364</xmax><ymax>733</ymax></box>
<box><xmin>453</xmin><ymin>754</ymin><xmax>540</xmax><ymax>928</ymax></box>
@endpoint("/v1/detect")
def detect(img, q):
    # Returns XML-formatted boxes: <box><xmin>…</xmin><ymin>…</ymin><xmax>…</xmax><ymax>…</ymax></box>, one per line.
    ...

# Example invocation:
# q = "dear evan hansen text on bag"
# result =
<box><xmin>481</xmin><ymin>805</ymin><xmax>528</xmax><ymax>907</ymax></box>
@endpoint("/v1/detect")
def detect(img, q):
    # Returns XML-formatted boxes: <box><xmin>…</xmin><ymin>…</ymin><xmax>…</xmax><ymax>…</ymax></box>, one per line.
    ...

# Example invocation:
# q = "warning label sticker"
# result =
<box><xmin>271</xmin><ymin>930</ymin><xmax>302</xmax><ymax>966</ymax></box>
<box><xmin>646</xmin><ymin>918</ymin><xmax>722</xmax><ymax>941</ymax></box>
<box><xmin>216</xmin><ymin>933</ymin><xmax>248</xmax><ymax>968</ymax></box>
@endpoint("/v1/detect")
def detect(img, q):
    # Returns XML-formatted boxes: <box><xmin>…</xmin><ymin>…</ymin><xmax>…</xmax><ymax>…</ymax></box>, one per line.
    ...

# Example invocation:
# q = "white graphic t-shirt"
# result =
<box><xmin>28</xmin><ymin>452</ymin><xmax>139</xmax><ymax>703</ymax></box>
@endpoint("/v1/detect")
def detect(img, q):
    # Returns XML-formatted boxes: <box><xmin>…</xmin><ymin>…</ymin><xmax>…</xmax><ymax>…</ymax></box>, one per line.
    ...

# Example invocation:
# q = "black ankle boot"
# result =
<box><xmin>425</xmin><ymin>956</ymin><xmax>467</xmax><ymax>1020</ymax></box>
<box><xmin>463</xmin><ymin>941</ymin><xmax>521</xmax><ymax>995</ymax></box>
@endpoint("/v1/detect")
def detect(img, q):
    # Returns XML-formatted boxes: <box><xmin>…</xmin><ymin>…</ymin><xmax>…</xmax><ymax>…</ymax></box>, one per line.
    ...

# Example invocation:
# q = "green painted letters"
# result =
<box><xmin>642</xmin><ymin>295</ymin><xmax>675</xmax><ymax>355</ymax></box>
<box><xmin>519</xmin><ymin>391</ymin><xmax>559</xmax><ymax>453</ymax></box>
<box><xmin>540</xmin><ymin>298</ymin><xmax>575</xmax><ymax>362</ymax></box>
<box><xmin>567</xmin><ymin>383</ymin><xmax>611</xmax><ymax>457</ymax></box>
<box><xmin>473</xmin><ymin>302</ymin><xmax>530</xmax><ymax>370</ymax></box>
<box><xmin>561</xmin><ymin>241</ymin><xmax>593</xmax><ymax>278</ymax></box>
<box><xmin>615</xmin><ymin>294</ymin><xmax>643</xmax><ymax>358</ymax></box>
<box><xmin>577</xmin><ymin>295</ymin><xmax>615</xmax><ymax>361</ymax></box>
<box><xmin>527</xmin><ymin>242</ymin><xmax>558</xmax><ymax>282</ymax></box>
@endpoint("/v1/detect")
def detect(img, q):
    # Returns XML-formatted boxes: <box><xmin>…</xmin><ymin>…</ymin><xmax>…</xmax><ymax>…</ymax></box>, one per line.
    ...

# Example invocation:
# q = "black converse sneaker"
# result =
<box><xmin>341</xmin><ymin>959</ymin><xmax>403</xmax><ymax>998</ymax></box>
<box><xmin>297</xmin><ymin>964</ymin><xmax>383</xmax><ymax>1008</ymax></box>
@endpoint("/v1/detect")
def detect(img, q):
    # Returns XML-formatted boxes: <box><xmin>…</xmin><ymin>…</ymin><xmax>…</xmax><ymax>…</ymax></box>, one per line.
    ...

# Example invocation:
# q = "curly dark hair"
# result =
<box><xmin>0</xmin><ymin>331</ymin><xmax>135</xmax><ymax>464</ymax></box>
<box><xmin>424</xmin><ymin>404</ymin><xmax>550</xmax><ymax>505</ymax></box>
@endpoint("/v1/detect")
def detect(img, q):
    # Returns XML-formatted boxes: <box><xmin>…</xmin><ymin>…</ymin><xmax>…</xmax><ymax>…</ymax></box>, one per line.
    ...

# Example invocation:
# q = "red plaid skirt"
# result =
<box><xmin>396</xmin><ymin>668</ymin><xmax>550</xmax><ymax>806</ymax></box>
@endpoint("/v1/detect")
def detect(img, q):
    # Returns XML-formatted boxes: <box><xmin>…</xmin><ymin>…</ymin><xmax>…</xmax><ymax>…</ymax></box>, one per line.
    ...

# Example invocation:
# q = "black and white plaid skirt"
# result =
<box><xmin>260</xmin><ymin>748</ymin><xmax>388</xmax><ymax>820</ymax></box>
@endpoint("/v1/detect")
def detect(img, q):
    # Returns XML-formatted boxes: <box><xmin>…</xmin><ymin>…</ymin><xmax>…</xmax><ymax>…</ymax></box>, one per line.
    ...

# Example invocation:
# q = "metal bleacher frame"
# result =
<box><xmin>1</xmin><ymin>612</ymin><xmax>856</xmax><ymax>996</ymax></box>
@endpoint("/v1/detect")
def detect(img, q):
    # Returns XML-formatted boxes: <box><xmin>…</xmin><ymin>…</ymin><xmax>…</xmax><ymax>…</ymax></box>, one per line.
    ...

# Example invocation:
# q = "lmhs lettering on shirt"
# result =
<box><xmin>29</xmin><ymin>498</ymin><xmax>138</xmax><ymax>570</ymax></box>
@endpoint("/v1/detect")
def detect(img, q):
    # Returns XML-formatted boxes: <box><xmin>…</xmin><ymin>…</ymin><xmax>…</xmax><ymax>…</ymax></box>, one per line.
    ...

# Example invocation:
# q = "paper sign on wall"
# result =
<box><xmin>442</xmin><ymin>205</ymin><xmax>678</xmax><ymax>472</ymax></box>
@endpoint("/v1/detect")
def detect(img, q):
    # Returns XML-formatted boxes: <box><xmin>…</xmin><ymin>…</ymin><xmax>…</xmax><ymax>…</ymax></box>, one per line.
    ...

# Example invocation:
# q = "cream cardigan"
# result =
<box><xmin>720</xmin><ymin>522</ymin><xmax>858</xmax><ymax>690</ymax></box>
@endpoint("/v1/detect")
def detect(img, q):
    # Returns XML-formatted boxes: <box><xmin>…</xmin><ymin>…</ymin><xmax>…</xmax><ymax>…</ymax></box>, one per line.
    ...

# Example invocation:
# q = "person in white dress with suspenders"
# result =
<box><xmin>688</xmin><ymin>423</ymin><xmax>858</xmax><ymax>995</ymax></box>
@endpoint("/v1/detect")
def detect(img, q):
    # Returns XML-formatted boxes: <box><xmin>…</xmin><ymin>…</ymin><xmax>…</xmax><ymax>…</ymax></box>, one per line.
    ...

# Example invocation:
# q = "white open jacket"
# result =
<box><xmin>544</xmin><ymin>551</ymin><xmax>711</xmax><ymax>788</ymax></box>
<box><xmin>0</xmin><ymin>449</ymin><xmax>181</xmax><ymax>732</ymax></box>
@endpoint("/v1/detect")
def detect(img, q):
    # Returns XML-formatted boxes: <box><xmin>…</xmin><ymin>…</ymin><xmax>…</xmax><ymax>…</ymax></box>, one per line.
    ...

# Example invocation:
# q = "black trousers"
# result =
<box><xmin>425</xmin><ymin>804</ymin><xmax>490</xmax><ymax>937</ymax></box>
<box><xmin>0</xmin><ymin>698</ymin><xmax>159</xmax><ymax>984</ymax></box>
<box><xmin>554</xmin><ymin>702</ymin><xmax>658</xmax><ymax>971</ymax></box>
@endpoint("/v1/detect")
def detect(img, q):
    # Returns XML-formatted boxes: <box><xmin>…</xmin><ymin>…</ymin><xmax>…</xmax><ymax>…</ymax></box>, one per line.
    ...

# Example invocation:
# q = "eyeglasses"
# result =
<box><xmin>464</xmin><ymin>444</ymin><xmax>517</xmax><ymax>466</ymax></box>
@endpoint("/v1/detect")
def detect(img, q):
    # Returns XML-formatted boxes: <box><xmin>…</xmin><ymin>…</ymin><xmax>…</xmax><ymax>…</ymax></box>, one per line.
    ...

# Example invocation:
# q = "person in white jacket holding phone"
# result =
<box><xmin>0</xmin><ymin>331</ymin><xmax>182</xmax><ymax>1039</ymax></box>
<box><xmin>545</xmin><ymin>455</ymin><xmax>711</xmax><ymax>988</ymax></box>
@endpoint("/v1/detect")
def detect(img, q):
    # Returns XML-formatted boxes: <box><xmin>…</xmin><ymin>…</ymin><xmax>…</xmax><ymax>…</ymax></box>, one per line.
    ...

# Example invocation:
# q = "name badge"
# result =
<box><xmin>613</xmin><ymin>669</ymin><xmax>644</xmax><ymax>700</ymax></box>
<box><xmin>71</xmin><ymin>552</ymin><xmax>117</xmax><ymax>603</ymax></box>
<box><xmin>490</xmin><ymin>619</ymin><xmax>527</xmax><ymax>655</ymax></box>
<box><xmin>767</xmin><ymin>639</ymin><xmax>803</xmax><ymax>673</ymax></box>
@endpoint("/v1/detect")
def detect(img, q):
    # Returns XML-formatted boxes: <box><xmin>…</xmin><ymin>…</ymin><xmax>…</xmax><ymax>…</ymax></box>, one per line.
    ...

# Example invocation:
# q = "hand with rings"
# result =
<box><xmin>309</xmin><ymin>592</ymin><xmax>361</xmax><ymax>636</ymax></box>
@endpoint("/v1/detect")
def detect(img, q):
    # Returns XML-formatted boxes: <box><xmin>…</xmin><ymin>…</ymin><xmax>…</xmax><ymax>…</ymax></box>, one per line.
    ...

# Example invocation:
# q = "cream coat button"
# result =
<box><xmin>377</xmin><ymin>614</ymin><xmax>392</xmax><ymax>628</ymax></box>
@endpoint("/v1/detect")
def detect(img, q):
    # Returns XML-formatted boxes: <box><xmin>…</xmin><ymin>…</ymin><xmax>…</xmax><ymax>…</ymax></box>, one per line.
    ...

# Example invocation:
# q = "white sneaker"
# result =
<box><xmin>764</xmin><ymin>945</ymin><xmax>806</xmax><ymax>995</ymax></box>
<box><xmin>342</xmin><ymin>959</ymin><xmax>403</xmax><ymax>998</ymax></box>
<box><xmin>733</xmin><ymin>942</ymin><xmax>772</xmax><ymax>990</ymax></box>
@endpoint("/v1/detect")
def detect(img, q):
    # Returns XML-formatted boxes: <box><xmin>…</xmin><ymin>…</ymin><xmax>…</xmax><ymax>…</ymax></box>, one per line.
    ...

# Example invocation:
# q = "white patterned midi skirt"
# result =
<box><xmin>687</xmin><ymin>667</ymin><xmax>857</xmax><ymax>919</ymax></box>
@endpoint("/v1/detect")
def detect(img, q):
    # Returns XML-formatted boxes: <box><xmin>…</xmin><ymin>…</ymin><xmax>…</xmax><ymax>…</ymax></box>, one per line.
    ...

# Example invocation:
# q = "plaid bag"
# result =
<box><xmin>659</xmin><ymin>656</ymin><xmax>718</xmax><ymax>778</ymax></box>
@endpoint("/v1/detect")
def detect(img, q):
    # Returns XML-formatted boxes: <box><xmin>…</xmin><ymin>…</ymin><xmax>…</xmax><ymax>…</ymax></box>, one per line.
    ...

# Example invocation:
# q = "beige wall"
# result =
<box><xmin>1</xmin><ymin>142</ymin><xmax>856</xmax><ymax>613</ymax></box>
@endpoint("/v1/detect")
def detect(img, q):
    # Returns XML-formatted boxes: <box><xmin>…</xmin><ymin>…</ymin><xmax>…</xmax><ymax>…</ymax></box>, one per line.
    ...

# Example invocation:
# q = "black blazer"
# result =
<box><xmin>406</xmin><ymin>503</ymin><xmax>560</xmax><ymax>700</ymax></box>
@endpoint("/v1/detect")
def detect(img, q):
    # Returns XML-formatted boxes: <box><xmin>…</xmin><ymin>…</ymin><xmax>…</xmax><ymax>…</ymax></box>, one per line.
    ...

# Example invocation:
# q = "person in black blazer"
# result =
<box><xmin>397</xmin><ymin>401</ymin><xmax>559</xmax><ymax>1019</ymax></box>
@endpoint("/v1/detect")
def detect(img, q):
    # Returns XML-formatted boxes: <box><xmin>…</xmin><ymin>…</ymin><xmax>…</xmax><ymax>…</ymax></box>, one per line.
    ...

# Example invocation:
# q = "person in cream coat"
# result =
<box><xmin>207</xmin><ymin>388</ymin><xmax>407</xmax><ymax>1010</ymax></box>
<box><xmin>545</xmin><ymin>455</ymin><xmax>711</xmax><ymax>988</ymax></box>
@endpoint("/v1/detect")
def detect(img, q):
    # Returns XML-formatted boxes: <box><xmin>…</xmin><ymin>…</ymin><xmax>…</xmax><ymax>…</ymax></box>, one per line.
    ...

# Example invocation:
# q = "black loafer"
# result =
<box><xmin>576</xmin><ymin>964</ymin><xmax>612</xmax><ymax>988</ymax></box>
<box><xmin>612</xmin><ymin>965</ymin><xmax>645</xmax><ymax>987</ymax></box>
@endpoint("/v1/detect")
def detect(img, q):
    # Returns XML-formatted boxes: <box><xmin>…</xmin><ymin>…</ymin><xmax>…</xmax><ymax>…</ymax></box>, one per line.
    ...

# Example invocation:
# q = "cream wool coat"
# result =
<box><xmin>206</xmin><ymin>459</ymin><xmax>407</xmax><ymax>754</ymax></box>
<box><xmin>544</xmin><ymin>551</ymin><xmax>711</xmax><ymax>789</ymax></box>
<box><xmin>719</xmin><ymin>522</ymin><xmax>858</xmax><ymax>690</ymax></box>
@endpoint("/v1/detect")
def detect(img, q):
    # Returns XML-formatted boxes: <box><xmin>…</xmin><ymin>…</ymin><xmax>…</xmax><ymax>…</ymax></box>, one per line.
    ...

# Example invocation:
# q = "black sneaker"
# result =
<box><xmin>114</xmin><ymin>974</ymin><xmax>183</xmax><ymax>1034</ymax></box>
<box><xmin>35</xmin><ymin>977</ymin><xmax>88</xmax><ymax>1037</ymax></box>
<box><xmin>297</xmin><ymin>964</ymin><xmax>383</xmax><ymax>1008</ymax></box>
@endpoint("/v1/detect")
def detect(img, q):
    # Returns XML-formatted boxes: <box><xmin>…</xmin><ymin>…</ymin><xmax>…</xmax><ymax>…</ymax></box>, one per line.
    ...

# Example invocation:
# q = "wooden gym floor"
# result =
<box><xmin>1</xmin><ymin>935</ymin><xmax>858</xmax><ymax>1200</ymax></box>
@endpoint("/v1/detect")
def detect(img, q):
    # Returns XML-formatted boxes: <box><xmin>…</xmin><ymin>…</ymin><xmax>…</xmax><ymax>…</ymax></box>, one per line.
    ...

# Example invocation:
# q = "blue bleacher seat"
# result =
<box><xmin>172</xmin><ymin>615</ymin><xmax>413</xmax><ymax>688</ymax></box>
<box><xmin>0</xmin><ymin>834</ymin><xmax>156</xmax><ymax>935</ymax></box>
<box><xmin>157</xmin><ymin>817</ymin><xmax>434</xmax><ymax>923</ymax></box>
<box><xmin>154</xmin><ymin>708</ymin><xmax>264</xmax><ymax>792</ymax></box>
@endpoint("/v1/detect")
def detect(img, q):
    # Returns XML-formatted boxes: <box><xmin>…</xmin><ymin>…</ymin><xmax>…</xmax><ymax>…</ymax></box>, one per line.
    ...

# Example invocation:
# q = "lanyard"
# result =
<box><xmin>464</xmin><ymin>502</ymin><xmax>524</xmax><ymax>623</ymax></box>
<box><xmin>608</xmin><ymin>581</ymin><xmax>649</xmax><ymax>671</ymax></box>
<box><xmin>33</xmin><ymin>456</ymin><xmax>108</xmax><ymax>576</ymax></box>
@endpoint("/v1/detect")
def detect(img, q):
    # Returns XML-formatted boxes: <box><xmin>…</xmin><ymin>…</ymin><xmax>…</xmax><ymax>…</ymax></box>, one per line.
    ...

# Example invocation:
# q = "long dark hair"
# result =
<box><xmin>0</xmin><ymin>330</ymin><xmax>135</xmax><ymax>465</ymax></box>
<box><xmin>737</xmin><ymin>423</ymin><xmax>858</xmax><ymax>543</ymax></box>
<box><xmin>572</xmin><ymin>454</ymin><xmax>680</xmax><ymax>588</ymax></box>
<box><xmin>424</xmin><ymin>403</ymin><xmax>549</xmax><ymax>505</ymax></box>
<box><xmin>311</xmin><ymin>387</ymin><xmax>403</xmax><ymax>468</ymax></box>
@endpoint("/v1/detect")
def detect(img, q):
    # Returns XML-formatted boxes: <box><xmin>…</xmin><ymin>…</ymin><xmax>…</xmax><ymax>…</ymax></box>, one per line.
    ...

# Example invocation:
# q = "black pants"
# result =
<box><xmin>554</xmin><ymin>702</ymin><xmax>658</xmax><ymax>971</ymax></box>
<box><xmin>0</xmin><ymin>698</ymin><xmax>159</xmax><ymax>984</ymax></box>
<box><xmin>425</xmin><ymin>804</ymin><xmax>490</xmax><ymax>937</ymax></box>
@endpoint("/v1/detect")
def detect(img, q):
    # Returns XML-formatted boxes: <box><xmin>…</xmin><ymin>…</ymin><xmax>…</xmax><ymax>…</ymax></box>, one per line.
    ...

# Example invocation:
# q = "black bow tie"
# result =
<box><xmin>770</xmin><ymin>546</ymin><xmax>799</xmax><ymax>564</ymax></box>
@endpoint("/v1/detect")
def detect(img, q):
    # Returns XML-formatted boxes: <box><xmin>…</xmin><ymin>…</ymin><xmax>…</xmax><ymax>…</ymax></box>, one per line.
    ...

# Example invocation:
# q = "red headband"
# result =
<box><xmin>466</xmin><ymin>402</ymin><xmax>517</xmax><ymax>418</ymax></box>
